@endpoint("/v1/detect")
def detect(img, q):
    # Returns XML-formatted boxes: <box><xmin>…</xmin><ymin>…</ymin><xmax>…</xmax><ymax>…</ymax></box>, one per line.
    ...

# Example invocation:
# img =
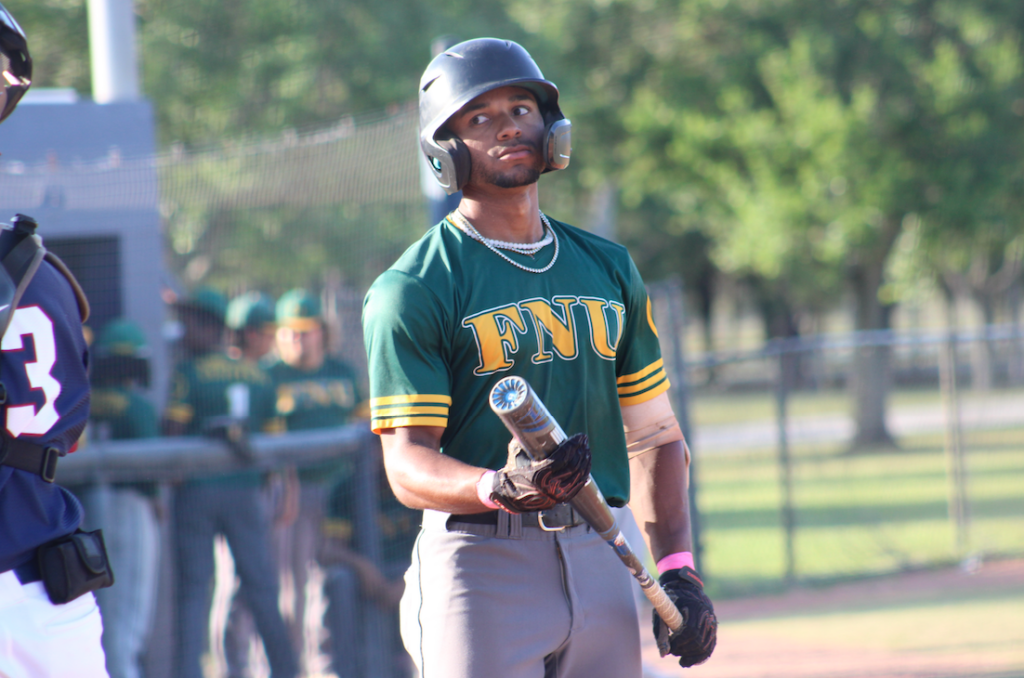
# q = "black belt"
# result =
<box><xmin>0</xmin><ymin>436</ymin><xmax>60</xmax><ymax>483</ymax></box>
<box><xmin>449</xmin><ymin>505</ymin><xmax>586</xmax><ymax>530</ymax></box>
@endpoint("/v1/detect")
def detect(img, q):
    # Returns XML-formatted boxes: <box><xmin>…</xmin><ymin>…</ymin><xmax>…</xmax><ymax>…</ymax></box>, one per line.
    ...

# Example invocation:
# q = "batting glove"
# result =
<box><xmin>654</xmin><ymin>566</ymin><xmax>718</xmax><ymax>667</ymax></box>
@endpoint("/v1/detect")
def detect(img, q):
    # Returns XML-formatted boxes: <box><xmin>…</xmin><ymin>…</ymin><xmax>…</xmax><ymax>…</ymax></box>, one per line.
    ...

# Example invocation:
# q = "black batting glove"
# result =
<box><xmin>490</xmin><ymin>433</ymin><xmax>591</xmax><ymax>513</ymax></box>
<box><xmin>654</xmin><ymin>566</ymin><xmax>718</xmax><ymax>667</ymax></box>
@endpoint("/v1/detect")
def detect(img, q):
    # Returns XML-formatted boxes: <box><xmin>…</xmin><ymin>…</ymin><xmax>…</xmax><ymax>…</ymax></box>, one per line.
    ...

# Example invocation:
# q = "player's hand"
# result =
<box><xmin>654</xmin><ymin>566</ymin><xmax>718</xmax><ymax>667</ymax></box>
<box><xmin>490</xmin><ymin>433</ymin><xmax>591</xmax><ymax>513</ymax></box>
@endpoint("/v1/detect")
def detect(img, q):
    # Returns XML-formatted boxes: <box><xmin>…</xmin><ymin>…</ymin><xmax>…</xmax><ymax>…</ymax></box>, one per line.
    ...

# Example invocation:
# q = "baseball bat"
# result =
<box><xmin>489</xmin><ymin>375</ymin><xmax>684</xmax><ymax>651</ymax></box>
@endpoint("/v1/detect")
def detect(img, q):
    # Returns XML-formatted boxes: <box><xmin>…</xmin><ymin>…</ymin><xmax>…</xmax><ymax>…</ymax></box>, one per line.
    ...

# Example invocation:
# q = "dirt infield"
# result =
<box><xmin>640</xmin><ymin>559</ymin><xmax>1024</xmax><ymax>678</ymax></box>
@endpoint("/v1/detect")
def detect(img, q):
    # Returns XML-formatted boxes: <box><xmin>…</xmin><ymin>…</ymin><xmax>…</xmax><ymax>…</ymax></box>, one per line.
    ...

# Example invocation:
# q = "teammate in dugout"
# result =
<box><xmin>0</xmin><ymin>4</ymin><xmax>112</xmax><ymax>676</ymax></box>
<box><xmin>362</xmin><ymin>38</ymin><xmax>717</xmax><ymax>677</ymax></box>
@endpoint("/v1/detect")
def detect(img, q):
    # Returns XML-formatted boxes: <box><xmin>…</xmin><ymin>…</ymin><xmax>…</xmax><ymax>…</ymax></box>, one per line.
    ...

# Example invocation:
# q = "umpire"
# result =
<box><xmin>362</xmin><ymin>38</ymin><xmax>717</xmax><ymax>677</ymax></box>
<box><xmin>0</xmin><ymin>5</ymin><xmax>112</xmax><ymax>676</ymax></box>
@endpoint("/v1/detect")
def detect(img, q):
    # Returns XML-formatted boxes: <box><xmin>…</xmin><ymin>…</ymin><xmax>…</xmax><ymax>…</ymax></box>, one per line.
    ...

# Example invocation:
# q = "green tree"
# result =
<box><xmin>606</xmin><ymin>0</ymin><xmax>1024</xmax><ymax>445</ymax></box>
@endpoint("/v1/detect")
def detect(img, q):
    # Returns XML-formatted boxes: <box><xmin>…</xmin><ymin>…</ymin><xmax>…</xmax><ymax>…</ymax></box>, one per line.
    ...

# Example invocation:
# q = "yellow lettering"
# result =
<box><xmin>520</xmin><ymin>297</ymin><xmax>579</xmax><ymax>363</ymax></box>
<box><xmin>462</xmin><ymin>304</ymin><xmax>528</xmax><ymax>375</ymax></box>
<box><xmin>579</xmin><ymin>297</ymin><xmax>622</xmax><ymax>360</ymax></box>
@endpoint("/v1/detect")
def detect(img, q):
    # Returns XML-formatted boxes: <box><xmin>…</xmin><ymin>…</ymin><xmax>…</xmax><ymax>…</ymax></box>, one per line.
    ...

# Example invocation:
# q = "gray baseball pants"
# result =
<box><xmin>400</xmin><ymin>509</ymin><xmax>642</xmax><ymax>678</ymax></box>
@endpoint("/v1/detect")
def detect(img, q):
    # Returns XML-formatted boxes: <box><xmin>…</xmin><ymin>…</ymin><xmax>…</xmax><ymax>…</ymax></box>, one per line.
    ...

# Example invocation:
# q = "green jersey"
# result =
<box><xmin>91</xmin><ymin>386</ymin><xmax>159</xmax><ymax>441</ymax></box>
<box><xmin>362</xmin><ymin>216</ymin><xmax>669</xmax><ymax>505</ymax></box>
<box><xmin>90</xmin><ymin>385</ymin><xmax>159</xmax><ymax>495</ymax></box>
<box><xmin>269</xmin><ymin>357</ymin><xmax>362</xmax><ymax>483</ymax></box>
<box><xmin>269</xmin><ymin>357</ymin><xmax>360</xmax><ymax>431</ymax></box>
<box><xmin>165</xmin><ymin>351</ymin><xmax>281</xmax><ymax>484</ymax></box>
<box><xmin>325</xmin><ymin>466</ymin><xmax>420</xmax><ymax>567</ymax></box>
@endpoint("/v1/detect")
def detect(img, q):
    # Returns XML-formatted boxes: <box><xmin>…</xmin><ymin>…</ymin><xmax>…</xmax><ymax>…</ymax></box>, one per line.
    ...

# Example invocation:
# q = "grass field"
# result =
<box><xmin>689</xmin><ymin>389</ymin><xmax>1024</xmax><ymax>597</ymax></box>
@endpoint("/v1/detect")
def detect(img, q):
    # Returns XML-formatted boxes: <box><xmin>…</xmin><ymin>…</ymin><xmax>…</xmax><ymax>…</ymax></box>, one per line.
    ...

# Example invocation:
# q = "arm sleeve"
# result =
<box><xmin>614</xmin><ymin>257</ymin><xmax>671</xmax><ymax>407</ymax></box>
<box><xmin>362</xmin><ymin>271</ymin><xmax>452</xmax><ymax>433</ymax></box>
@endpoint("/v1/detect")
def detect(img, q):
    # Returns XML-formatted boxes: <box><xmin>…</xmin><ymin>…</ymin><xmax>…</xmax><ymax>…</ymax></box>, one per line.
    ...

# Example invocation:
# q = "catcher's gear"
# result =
<box><xmin>654</xmin><ymin>567</ymin><xmax>718</xmax><ymax>667</ymax></box>
<box><xmin>419</xmin><ymin>37</ymin><xmax>572</xmax><ymax>195</ymax></box>
<box><xmin>0</xmin><ymin>2</ymin><xmax>31</xmax><ymax>123</ymax></box>
<box><xmin>490</xmin><ymin>432</ymin><xmax>591</xmax><ymax>513</ymax></box>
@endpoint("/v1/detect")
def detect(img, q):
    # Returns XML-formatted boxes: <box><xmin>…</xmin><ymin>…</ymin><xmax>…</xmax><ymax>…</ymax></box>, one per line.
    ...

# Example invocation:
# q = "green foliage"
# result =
<box><xmin>7</xmin><ymin>0</ymin><xmax>90</xmax><ymax>93</ymax></box>
<box><xmin>137</xmin><ymin>0</ymin><xmax>529</xmax><ymax>146</ymax></box>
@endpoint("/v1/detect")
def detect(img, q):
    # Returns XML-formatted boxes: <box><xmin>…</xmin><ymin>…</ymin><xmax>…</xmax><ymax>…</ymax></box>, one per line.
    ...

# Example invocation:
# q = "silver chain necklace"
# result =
<box><xmin>449</xmin><ymin>209</ymin><xmax>560</xmax><ymax>274</ymax></box>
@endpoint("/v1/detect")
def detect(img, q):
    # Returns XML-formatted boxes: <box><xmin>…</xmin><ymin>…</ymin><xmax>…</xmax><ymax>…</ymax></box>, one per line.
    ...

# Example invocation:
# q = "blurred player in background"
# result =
<box><xmin>83</xmin><ymin>319</ymin><xmax>160</xmax><ymax>678</ymax></box>
<box><xmin>362</xmin><ymin>38</ymin><xmax>717</xmax><ymax>677</ymax></box>
<box><xmin>269</xmin><ymin>288</ymin><xmax>362</xmax><ymax>670</ymax></box>
<box><xmin>222</xmin><ymin>290</ymin><xmax>297</xmax><ymax>678</ymax></box>
<box><xmin>227</xmin><ymin>291</ymin><xmax>278</xmax><ymax>365</ymax></box>
<box><xmin>319</xmin><ymin>455</ymin><xmax>419</xmax><ymax>678</ymax></box>
<box><xmin>0</xmin><ymin>5</ymin><xmax>112</xmax><ymax>676</ymax></box>
<box><xmin>163</xmin><ymin>287</ymin><xmax>298</xmax><ymax>678</ymax></box>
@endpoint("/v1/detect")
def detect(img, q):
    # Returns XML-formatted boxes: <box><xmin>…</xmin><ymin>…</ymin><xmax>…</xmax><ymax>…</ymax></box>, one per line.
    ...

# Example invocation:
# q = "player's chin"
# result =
<box><xmin>490</xmin><ymin>165</ymin><xmax>542</xmax><ymax>189</ymax></box>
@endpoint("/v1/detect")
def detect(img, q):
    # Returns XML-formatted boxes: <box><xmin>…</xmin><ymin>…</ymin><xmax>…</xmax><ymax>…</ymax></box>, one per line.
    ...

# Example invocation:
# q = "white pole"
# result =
<box><xmin>87</xmin><ymin>0</ymin><xmax>140</xmax><ymax>103</ymax></box>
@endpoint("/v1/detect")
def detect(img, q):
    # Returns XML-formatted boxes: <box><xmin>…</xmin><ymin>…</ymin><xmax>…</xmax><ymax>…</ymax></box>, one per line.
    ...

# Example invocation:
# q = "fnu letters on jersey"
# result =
<box><xmin>462</xmin><ymin>294</ymin><xmax>635</xmax><ymax>376</ymax></box>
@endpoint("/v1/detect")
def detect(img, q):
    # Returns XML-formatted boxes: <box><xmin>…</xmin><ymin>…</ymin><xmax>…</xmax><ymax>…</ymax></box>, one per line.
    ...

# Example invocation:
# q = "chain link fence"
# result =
<box><xmin>665</xmin><ymin>312</ymin><xmax>1024</xmax><ymax>598</ymax></box>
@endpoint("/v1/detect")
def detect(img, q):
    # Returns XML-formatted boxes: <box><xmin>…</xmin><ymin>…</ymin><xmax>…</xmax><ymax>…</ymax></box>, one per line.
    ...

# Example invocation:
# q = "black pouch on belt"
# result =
<box><xmin>36</xmin><ymin>529</ymin><xmax>115</xmax><ymax>604</ymax></box>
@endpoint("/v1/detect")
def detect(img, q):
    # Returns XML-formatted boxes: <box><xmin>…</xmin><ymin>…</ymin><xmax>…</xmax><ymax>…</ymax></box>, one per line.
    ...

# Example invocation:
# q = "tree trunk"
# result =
<box><xmin>969</xmin><ymin>294</ymin><xmax>996</xmax><ymax>391</ymax></box>
<box><xmin>848</xmin><ymin>259</ymin><xmax>896</xmax><ymax>448</ymax></box>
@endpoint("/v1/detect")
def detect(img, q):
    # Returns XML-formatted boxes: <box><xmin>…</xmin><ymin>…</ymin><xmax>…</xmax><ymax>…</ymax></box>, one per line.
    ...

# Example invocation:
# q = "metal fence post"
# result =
<box><xmin>939</xmin><ymin>331</ymin><xmax>969</xmax><ymax>557</ymax></box>
<box><xmin>776</xmin><ymin>351</ymin><xmax>796</xmax><ymax>584</ymax></box>
<box><xmin>657</xmin><ymin>279</ymin><xmax>703</xmax><ymax>569</ymax></box>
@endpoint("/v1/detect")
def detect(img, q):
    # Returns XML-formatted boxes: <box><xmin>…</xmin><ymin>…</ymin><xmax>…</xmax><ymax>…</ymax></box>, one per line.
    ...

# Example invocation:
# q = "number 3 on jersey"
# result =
<box><xmin>1</xmin><ymin>306</ymin><xmax>61</xmax><ymax>437</ymax></box>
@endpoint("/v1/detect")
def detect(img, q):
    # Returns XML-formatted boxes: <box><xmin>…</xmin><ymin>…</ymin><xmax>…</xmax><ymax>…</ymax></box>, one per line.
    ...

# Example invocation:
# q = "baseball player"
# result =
<box><xmin>268</xmin><ymin>288</ymin><xmax>361</xmax><ymax>667</ymax></box>
<box><xmin>0</xmin><ymin>4</ymin><xmax>111</xmax><ymax>676</ymax></box>
<box><xmin>226</xmin><ymin>290</ymin><xmax>278</xmax><ymax>364</ymax></box>
<box><xmin>362</xmin><ymin>38</ymin><xmax>717</xmax><ymax>677</ymax></box>
<box><xmin>84</xmin><ymin>319</ymin><xmax>161</xmax><ymax>678</ymax></box>
<box><xmin>163</xmin><ymin>287</ymin><xmax>298</xmax><ymax>678</ymax></box>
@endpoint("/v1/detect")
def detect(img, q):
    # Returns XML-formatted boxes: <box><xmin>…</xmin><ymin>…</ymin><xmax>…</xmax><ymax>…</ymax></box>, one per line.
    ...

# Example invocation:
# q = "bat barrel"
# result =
<box><xmin>489</xmin><ymin>376</ymin><xmax>567</xmax><ymax>460</ymax></box>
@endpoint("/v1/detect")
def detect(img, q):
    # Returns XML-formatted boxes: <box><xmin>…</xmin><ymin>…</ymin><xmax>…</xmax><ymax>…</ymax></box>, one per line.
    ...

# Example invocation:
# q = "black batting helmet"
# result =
<box><xmin>419</xmin><ymin>38</ymin><xmax>572</xmax><ymax>195</ymax></box>
<box><xmin>0</xmin><ymin>2</ymin><xmax>30</xmax><ymax>124</ymax></box>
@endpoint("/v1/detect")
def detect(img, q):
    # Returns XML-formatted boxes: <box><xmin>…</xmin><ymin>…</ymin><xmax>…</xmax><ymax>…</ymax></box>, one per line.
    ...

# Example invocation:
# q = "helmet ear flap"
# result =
<box><xmin>437</xmin><ymin>135</ymin><xmax>472</xmax><ymax>193</ymax></box>
<box><xmin>543</xmin><ymin>119</ymin><xmax>572</xmax><ymax>171</ymax></box>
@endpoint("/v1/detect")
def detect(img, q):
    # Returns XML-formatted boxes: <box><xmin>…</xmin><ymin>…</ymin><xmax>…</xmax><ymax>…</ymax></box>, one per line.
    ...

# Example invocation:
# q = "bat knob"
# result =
<box><xmin>490</xmin><ymin>376</ymin><xmax>528</xmax><ymax>414</ymax></box>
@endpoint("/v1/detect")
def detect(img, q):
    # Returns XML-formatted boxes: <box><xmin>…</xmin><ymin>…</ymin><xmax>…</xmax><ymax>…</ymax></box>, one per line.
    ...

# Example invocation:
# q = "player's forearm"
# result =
<box><xmin>379</xmin><ymin>427</ymin><xmax>494</xmax><ymax>513</ymax></box>
<box><xmin>628</xmin><ymin>438</ymin><xmax>693</xmax><ymax>562</ymax></box>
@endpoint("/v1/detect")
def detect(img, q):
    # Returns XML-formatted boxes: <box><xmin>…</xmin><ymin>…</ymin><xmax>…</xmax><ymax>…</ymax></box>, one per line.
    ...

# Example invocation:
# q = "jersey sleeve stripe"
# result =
<box><xmin>617</xmin><ymin>359</ymin><xmax>664</xmax><ymax>385</ymax></box>
<box><xmin>617</xmin><ymin>368</ymin><xmax>668</xmax><ymax>395</ymax></box>
<box><xmin>618</xmin><ymin>378</ymin><xmax>671</xmax><ymax>406</ymax></box>
<box><xmin>372</xmin><ymin>405</ymin><xmax>450</xmax><ymax>417</ymax></box>
<box><xmin>370</xmin><ymin>394</ymin><xmax>453</xmax><ymax>407</ymax></box>
<box><xmin>371</xmin><ymin>415</ymin><xmax>448</xmax><ymax>433</ymax></box>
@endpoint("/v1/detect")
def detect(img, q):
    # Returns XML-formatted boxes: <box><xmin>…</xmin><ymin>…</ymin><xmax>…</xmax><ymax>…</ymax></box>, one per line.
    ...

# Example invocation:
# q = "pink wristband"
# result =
<box><xmin>476</xmin><ymin>470</ymin><xmax>499</xmax><ymax>510</ymax></box>
<box><xmin>656</xmin><ymin>551</ymin><xmax>695</xmax><ymax>574</ymax></box>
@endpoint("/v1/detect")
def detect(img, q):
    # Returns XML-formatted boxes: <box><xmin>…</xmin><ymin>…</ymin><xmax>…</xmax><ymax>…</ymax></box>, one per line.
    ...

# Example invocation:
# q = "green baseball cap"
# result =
<box><xmin>95</xmin><ymin>318</ymin><xmax>150</xmax><ymax>358</ymax></box>
<box><xmin>176</xmin><ymin>285</ymin><xmax>228</xmax><ymax>324</ymax></box>
<box><xmin>276</xmin><ymin>288</ymin><xmax>322</xmax><ymax>331</ymax></box>
<box><xmin>226</xmin><ymin>291</ymin><xmax>276</xmax><ymax>331</ymax></box>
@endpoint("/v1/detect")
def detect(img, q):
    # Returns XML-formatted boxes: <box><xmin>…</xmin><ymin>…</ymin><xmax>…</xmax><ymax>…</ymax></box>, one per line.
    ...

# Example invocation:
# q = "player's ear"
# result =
<box><xmin>436</xmin><ymin>134</ymin><xmax>472</xmax><ymax>191</ymax></box>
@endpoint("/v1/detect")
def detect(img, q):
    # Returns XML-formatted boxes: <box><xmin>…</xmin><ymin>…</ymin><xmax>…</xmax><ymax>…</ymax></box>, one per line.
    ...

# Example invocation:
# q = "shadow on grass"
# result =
<box><xmin>708</xmin><ymin>558</ymin><xmax>1024</xmax><ymax>609</ymax></box>
<box><xmin>703</xmin><ymin>496</ymin><xmax>1024</xmax><ymax>530</ymax></box>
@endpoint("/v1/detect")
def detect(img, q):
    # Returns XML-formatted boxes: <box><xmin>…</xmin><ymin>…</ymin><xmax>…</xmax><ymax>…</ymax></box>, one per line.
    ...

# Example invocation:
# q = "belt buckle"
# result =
<box><xmin>537</xmin><ymin>504</ymin><xmax>574</xmax><ymax>532</ymax></box>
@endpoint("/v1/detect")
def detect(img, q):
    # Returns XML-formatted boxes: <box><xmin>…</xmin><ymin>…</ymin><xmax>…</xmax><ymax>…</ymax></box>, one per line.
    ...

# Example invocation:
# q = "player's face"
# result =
<box><xmin>276</xmin><ymin>324</ymin><xmax>324</xmax><ymax>370</ymax></box>
<box><xmin>447</xmin><ymin>86</ymin><xmax>546</xmax><ymax>190</ymax></box>
<box><xmin>244</xmin><ymin>326</ymin><xmax>276</xmax><ymax>360</ymax></box>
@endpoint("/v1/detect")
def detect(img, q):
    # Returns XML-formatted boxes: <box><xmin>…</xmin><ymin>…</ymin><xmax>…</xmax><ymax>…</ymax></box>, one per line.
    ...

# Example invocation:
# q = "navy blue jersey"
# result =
<box><xmin>0</xmin><ymin>232</ymin><xmax>90</xmax><ymax>573</ymax></box>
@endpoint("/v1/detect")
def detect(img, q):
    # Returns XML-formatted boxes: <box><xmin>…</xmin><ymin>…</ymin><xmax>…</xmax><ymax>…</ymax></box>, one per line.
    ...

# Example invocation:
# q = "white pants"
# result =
<box><xmin>0</xmin><ymin>570</ymin><xmax>108</xmax><ymax>678</ymax></box>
